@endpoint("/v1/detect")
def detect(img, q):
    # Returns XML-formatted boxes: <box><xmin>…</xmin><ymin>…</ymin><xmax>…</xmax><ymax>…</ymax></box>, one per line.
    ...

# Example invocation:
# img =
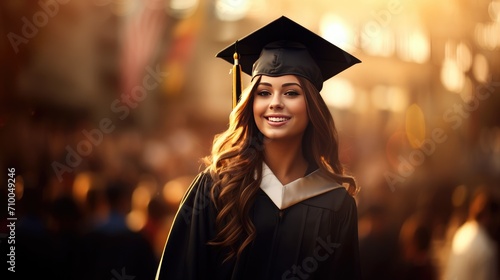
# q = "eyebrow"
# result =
<box><xmin>258</xmin><ymin>82</ymin><xmax>302</xmax><ymax>88</ymax></box>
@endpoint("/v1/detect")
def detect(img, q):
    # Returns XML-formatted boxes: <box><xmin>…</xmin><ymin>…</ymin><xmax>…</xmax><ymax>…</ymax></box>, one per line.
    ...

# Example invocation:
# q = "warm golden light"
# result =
<box><xmin>459</xmin><ymin>77</ymin><xmax>473</xmax><ymax>103</ymax></box>
<box><xmin>126</xmin><ymin>209</ymin><xmax>147</xmax><ymax>232</ymax></box>
<box><xmin>320</xmin><ymin>13</ymin><xmax>356</xmax><ymax>52</ymax></box>
<box><xmin>474</xmin><ymin>21</ymin><xmax>500</xmax><ymax>50</ymax></box>
<box><xmin>405</xmin><ymin>104</ymin><xmax>426</xmax><ymax>149</ymax></box>
<box><xmin>168</xmin><ymin>0</ymin><xmax>199</xmax><ymax>18</ymax></box>
<box><xmin>489</xmin><ymin>0</ymin><xmax>500</xmax><ymax>22</ymax></box>
<box><xmin>215</xmin><ymin>0</ymin><xmax>251</xmax><ymax>21</ymax></box>
<box><xmin>473</xmin><ymin>53</ymin><xmax>490</xmax><ymax>83</ymax></box>
<box><xmin>110</xmin><ymin>0</ymin><xmax>137</xmax><ymax>16</ymax></box>
<box><xmin>456</xmin><ymin>42</ymin><xmax>472</xmax><ymax>72</ymax></box>
<box><xmin>371</xmin><ymin>85</ymin><xmax>408</xmax><ymax>112</ymax></box>
<box><xmin>386</xmin><ymin>131</ymin><xmax>408</xmax><ymax>169</ymax></box>
<box><xmin>397</xmin><ymin>29</ymin><xmax>430</xmax><ymax>63</ymax></box>
<box><xmin>451</xmin><ymin>222</ymin><xmax>478</xmax><ymax>255</ymax></box>
<box><xmin>163</xmin><ymin>177</ymin><xmax>192</xmax><ymax>205</ymax></box>
<box><xmin>15</xmin><ymin>175</ymin><xmax>24</xmax><ymax>200</ymax></box>
<box><xmin>322</xmin><ymin>78</ymin><xmax>356</xmax><ymax>109</ymax></box>
<box><xmin>132</xmin><ymin>184</ymin><xmax>152</xmax><ymax>211</ymax></box>
<box><xmin>441</xmin><ymin>58</ymin><xmax>465</xmax><ymax>93</ymax></box>
<box><xmin>353</xmin><ymin>89</ymin><xmax>369</xmax><ymax>113</ymax></box>
<box><xmin>362</xmin><ymin>27</ymin><xmax>395</xmax><ymax>57</ymax></box>
<box><xmin>73</xmin><ymin>172</ymin><xmax>92</xmax><ymax>204</ymax></box>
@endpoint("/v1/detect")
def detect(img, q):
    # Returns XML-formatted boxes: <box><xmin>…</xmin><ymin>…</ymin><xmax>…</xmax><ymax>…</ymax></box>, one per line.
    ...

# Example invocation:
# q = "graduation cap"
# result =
<box><xmin>216</xmin><ymin>16</ymin><xmax>361</xmax><ymax>108</ymax></box>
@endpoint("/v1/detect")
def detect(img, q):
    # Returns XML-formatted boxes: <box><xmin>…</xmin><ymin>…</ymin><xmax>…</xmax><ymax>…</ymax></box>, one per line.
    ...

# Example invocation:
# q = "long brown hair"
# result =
<box><xmin>298</xmin><ymin>76</ymin><xmax>357</xmax><ymax>195</ymax></box>
<box><xmin>204</xmin><ymin>75</ymin><xmax>357</xmax><ymax>261</ymax></box>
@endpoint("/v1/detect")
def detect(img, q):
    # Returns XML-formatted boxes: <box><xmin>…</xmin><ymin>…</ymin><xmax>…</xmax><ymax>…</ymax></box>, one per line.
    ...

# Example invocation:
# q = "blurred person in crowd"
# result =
<box><xmin>358</xmin><ymin>204</ymin><xmax>400</xmax><ymax>280</ymax></box>
<box><xmin>398</xmin><ymin>214</ymin><xmax>437</xmax><ymax>280</ymax></box>
<box><xmin>73</xmin><ymin>179</ymin><xmax>157</xmax><ymax>280</ymax></box>
<box><xmin>47</xmin><ymin>195</ymin><xmax>85</xmax><ymax>278</ymax></box>
<box><xmin>156</xmin><ymin>16</ymin><xmax>362</xmax><ymax>279</ymax></box>
<box><xmin>14</xmin><ymin>185</ymin><xmax>53</xmax><ymax>278</ymax></box>
<box><xmin>142</xmin><ymin>196</ymin><xmax>171</xmax><ymax>259</ymax></box>
<box><xmin>444</xmin><ymin>186</ymin><xmax>499</xmax><ymax>280</ymax></box>
<box><xmin>15</xmin><ymin>174</ymin><xmax>84</xmax><ymax>280</ymax></box>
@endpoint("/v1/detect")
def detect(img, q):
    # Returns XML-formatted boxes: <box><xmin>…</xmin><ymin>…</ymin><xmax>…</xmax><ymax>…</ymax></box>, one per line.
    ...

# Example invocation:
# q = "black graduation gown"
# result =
<box><xmin>156</xmin><ymin>165</ymin><xmax>361</xmax><ymax>280</ymax></box>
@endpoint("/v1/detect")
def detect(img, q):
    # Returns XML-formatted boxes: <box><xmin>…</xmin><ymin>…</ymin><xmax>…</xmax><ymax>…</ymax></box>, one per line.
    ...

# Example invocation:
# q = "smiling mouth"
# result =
<box><xmin>265</xmin><ymin>116</ymin><xmax>291</xmax><ymax>122</ymax></box>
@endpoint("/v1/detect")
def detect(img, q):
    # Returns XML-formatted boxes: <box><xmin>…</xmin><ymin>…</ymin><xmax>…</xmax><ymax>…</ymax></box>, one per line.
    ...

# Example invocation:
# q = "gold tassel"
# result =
<box><xmin>232</xmin><ymin>41</ymin><xmax>242</xmax><ymax>108</ymax></box>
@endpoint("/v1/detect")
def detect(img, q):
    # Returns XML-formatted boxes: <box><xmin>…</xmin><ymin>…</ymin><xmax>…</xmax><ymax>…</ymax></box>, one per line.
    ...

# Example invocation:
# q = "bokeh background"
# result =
<box><xmin>1</xmin><ymin>0</ymin><xmax>500</xmax><ymax>279</ymax></box>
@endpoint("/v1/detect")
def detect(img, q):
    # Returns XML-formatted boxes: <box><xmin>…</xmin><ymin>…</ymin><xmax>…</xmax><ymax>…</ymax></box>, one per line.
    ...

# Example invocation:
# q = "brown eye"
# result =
<box><xmin>256</xmin><ymin>91</ymin><xmax>271</xmax><ymax>96</ymax></box>
<box><xmin>285</xmin><ymin>91</ymin><xmax>299</xmax><ymax>96</ymax></box>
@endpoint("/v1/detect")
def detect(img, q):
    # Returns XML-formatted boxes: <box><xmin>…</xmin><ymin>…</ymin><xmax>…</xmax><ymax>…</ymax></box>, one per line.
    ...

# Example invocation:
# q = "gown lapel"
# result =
<box><xmin>259</xmin><ymin>162</ymin><xmax>343</xmax><ymax>210</ymax></box>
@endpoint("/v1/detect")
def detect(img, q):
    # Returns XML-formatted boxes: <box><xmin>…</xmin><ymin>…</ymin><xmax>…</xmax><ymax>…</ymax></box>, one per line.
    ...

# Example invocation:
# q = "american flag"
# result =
<box><xmin>120</xmin><ymin>0</ymin><xmax>167</xmax><ymax>99</ymax></box>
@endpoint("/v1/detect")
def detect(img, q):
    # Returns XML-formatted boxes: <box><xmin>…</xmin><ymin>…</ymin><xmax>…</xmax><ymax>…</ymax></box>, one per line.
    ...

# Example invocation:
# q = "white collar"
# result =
<box><xmin>259</xmin><ymin>162</ymin><xmax>343</xmax><ymax>210</ymax></box>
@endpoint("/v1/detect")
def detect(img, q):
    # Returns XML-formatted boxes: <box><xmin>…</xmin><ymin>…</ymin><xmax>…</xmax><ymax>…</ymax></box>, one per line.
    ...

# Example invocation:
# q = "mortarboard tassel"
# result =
<box><xmin>232</xmin><ymin>41</ymin><xmax>242</xmax><ymax>108</ymax></box>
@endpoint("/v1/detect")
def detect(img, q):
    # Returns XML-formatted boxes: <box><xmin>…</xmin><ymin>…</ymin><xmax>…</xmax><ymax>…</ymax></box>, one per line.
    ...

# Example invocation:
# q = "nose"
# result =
<box><xmin>269</xmin><ymin>93</ymin><xmax>283</xmax><ymax>110</ymax></box>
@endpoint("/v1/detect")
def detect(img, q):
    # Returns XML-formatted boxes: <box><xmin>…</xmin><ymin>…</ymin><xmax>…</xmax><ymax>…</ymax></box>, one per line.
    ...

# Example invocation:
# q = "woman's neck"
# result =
<box><xmin>263</xmin><ymin>137</ymin><xmax>308</xmax><ymax>185</ymax></box>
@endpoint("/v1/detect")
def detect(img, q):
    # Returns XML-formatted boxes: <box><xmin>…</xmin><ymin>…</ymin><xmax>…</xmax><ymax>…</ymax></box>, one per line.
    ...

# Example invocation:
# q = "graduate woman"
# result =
<box><xmin>156</xmin><ymin>16</ymin><xmax>362</xmax><ymax>280</ymax></box>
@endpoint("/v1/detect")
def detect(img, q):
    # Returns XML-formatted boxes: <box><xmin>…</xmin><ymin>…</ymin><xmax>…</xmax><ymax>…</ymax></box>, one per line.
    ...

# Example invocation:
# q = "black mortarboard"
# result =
<box><xmin>216</xmin><ymin>16</ymin><xmax>361</xmax><ymax>107</ymax></box>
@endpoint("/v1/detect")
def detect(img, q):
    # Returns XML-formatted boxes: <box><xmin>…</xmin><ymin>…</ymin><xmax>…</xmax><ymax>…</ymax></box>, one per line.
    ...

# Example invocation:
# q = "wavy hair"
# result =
<box><xmin>204</xmin><ymin>75</ymin><xmax>357</xmax><ymax>261</ymax></box>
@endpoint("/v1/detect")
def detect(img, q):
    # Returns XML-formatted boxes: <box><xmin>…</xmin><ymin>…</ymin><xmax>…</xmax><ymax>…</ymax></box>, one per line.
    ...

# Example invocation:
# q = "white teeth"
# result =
<box><xmin>267</xmin><ymin>117</ymin><xmax>289</xmax><ymax>122</ymax></box>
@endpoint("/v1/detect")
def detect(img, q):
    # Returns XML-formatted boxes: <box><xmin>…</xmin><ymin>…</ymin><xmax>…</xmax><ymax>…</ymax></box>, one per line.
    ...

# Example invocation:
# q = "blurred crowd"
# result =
<box><xmin>1</xmin><ymin>102</ymin><xmax>499</xmax><ymax>280</ymax></box>
<box><xmin>1</xmin><ymin>112</ymin><xmax>211</xmax><ymax>279</ymax></box>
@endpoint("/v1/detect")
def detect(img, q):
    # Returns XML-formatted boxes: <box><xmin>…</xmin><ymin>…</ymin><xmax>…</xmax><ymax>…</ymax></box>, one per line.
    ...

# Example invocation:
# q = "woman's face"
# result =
<box><xmin>253</xmin><ymin>75</ymin><xmax>309</xmax><ymax>142</ymax></box>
